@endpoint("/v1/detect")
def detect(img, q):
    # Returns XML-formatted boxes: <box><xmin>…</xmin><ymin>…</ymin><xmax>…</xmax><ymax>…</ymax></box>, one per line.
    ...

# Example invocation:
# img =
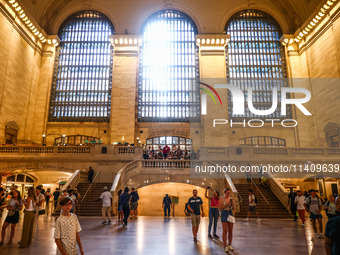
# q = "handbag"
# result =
<box><xmin>39</xmin><ymin>209</ymin><xmax>46</xmax><ymax>215</ymax></box>
<box><xmin>227</xmin><ymin>214</ymin><xmax>236</xmax><ymax>224</ymax></box>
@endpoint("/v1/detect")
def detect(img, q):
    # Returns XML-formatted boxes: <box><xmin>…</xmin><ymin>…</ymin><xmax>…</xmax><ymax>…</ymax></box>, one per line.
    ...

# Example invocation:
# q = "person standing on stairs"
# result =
<box><xmin>244</xmin><ymin>189</ymin><xmax>261</xmax><ymax>222</ymax></box>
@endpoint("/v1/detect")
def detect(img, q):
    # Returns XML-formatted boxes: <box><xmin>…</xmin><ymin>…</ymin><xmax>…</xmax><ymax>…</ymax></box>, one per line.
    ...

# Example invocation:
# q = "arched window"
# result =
<box><xmin>225</xmin><ymin>10</ymin><xmax>289</xmax><ymax>119</ymax></box>
<box><xmin>146</xmin><ymin>136</ymin><xmax>192</xmax><ymax>151</ymax></box>
<box><xmin>239</xmin><ymin>136</ymin><xmax>286</xmax><ymax>147</ymax></box>
<box><xmin>138</xmin><ymin>10</ymin><xmax>200</xmax><ymax>122</ymax></box>
<box><xmin>49</xmin><ymin>11</ymin><xmax>114</xmax><ymax>122</ymax></box>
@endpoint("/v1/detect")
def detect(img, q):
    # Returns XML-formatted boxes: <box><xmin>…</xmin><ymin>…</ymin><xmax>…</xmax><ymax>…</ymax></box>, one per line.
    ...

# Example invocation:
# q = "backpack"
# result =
<box><xmin>306</xmin><ymin>196</ymin><xmax>321</xmax><ymax>210</ymax></box>
<box><xmin>254</xmin><ymin>195</ymin><xmax>258</xmax><ymax>205</ymax></box>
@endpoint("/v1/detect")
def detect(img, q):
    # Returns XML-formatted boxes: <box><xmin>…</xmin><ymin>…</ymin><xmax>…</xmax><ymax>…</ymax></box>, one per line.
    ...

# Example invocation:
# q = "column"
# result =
<box><xmin>31</xmin><ymin>36</ymin><xmax>60</xmax><ymax>143</ymax></box>
<box><xmin>109</xmin><ymin>35</ymin><xmax>142</xmax><ymax>144</ymax></box>
<box><xmin>195</xmin><ymin>34</ymin><xmax>231</xmax><ymax>148</ymax></box>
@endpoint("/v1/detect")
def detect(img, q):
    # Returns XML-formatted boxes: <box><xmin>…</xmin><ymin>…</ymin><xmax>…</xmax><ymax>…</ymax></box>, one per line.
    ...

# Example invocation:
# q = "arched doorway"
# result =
<box><xmin>136</xmin><ymin>183</ymin><xmax>209</xmax><ymax>216</ymax></box>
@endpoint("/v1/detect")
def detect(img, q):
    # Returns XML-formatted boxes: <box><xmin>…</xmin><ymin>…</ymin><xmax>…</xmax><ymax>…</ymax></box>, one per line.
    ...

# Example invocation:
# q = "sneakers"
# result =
<box><xmin>122</xmin><ymin>221</ymin><xmax>126</xmax><ymax>227</ymax></box>
<box><xmin>193</xmin><ymin>237</ymin><xmax>197</xmax><ymax>242</ymax></box>
<box><xmin>208</xmin><ymin>234</ymin><xmax>213</xmax><ymax>239</ymax></box>
<box><xmin>224</xmin><ymin>246</ymin><xmax>229</xmax><ymax>252</ymax></box>
<box><xmin>108</xmin><ymin>221</ymin><xmax>111</xmax><ymax>225</ymax></box>
<box><xmin>301</xmin><ymin>223</ymin><xmax>305</xmax><ymax>227</ymax></box>
<box><xmin>244</xmin><ymin>218</ymin><xmax>249</xmax><ymax>221</ymax></box>
<box><xmin>256</xmin><ymin>218</ymin><xmax>262</xmax><ymax>222</ymax></box>
<box><xmin>101</xmin><ymin>221</ymin><xmax>107</xmax><ymax>224</ymax></box>
<box><xmin>317</xmin><ymin>233</ymin><xmax>324</xmax><ymax>238</ymax></box>
<box><xmin>213</xmin><ymin>234</ymin><xmax>220</xmax><ymax>239</ymax></box>
<box><xmin>228</xmin><ymin>245</ymin><xmax>234</xmax><ymax>251</ymax></box>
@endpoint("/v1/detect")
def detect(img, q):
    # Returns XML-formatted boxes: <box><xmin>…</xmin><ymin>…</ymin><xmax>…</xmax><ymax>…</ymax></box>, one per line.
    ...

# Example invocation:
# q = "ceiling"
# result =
<box><xmin>17</xmin><ymin>0</ymin><xmax>325</xmax><ymax>35</ymax></box>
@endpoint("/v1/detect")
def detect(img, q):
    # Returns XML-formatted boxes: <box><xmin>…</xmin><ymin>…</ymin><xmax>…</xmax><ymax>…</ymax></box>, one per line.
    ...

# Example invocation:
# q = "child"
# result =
<box><xmin>55</xmin><ymin>197</ymin><xmax>84</xmax><ymax>255</ymax></box>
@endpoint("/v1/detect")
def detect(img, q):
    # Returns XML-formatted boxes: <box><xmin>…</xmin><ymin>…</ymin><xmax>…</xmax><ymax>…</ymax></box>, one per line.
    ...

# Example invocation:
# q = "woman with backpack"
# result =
<box><xmin>324</xmin><ymin>195</ymin><xmax>337</xmax><ymax>219</ymax></box>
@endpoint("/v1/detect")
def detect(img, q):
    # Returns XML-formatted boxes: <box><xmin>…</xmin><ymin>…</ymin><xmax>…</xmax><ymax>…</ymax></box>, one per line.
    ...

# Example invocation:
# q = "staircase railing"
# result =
<box><xmin>265</xmin><ymin>172</ymin><xmax>290</xmax><ymax>211</ymax></box>
<box><xmin>61</xmin><ymin>170</ymin><xmax>81</xmax><ymax>192</ymax></box>
<box><xmin>77</xmin><ymin>172</ymin><xmax>100</xmax><ymax>216</ymax></box>
<box><xmin>250</xmin><ymin>178</ymin><xmax>272</xmax><ymax>215</ymax></box>
<box><xmin>207</xmin><ymin>161</ymin><xmax>242</xmax><ymax>213</ymax></box>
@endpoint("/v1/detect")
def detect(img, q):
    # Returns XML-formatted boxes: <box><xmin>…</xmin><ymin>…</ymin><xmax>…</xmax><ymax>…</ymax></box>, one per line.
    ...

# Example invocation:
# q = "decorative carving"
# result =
<box><xmin>83</xmin><ymin>0</ymin><xmax>91</xmax><ymax>8</ymax></box>
<box><xmin>248</xmin><ymin>0</ymin><xmax>256</xmax><ymax>6</ymax></box>
<box><xmin>165</xmin><ymin>0</ymin><xmax>174</xmax><ymax>8</ymax></box>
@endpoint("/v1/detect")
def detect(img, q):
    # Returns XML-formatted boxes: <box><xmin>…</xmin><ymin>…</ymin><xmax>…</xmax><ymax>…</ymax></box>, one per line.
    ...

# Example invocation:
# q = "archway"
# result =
<box><xmin>136</xmin><ymin>182</ymin><xmax>210</xmax><ymax>216</ymax></box>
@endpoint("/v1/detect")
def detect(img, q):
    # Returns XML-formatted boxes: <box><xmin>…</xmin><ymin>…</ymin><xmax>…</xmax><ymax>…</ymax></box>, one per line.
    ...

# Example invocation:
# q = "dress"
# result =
<box><xmin>54</xmin><ymin>214</ymin><xmax>82</xmax><ymax>255</ymax></box>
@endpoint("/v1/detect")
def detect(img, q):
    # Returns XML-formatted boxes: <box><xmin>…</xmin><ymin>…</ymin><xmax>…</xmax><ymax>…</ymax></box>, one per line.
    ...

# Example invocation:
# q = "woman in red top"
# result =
<box><xmin>205</xmin><ymin>187</ymin><xmax>220</xmax><ymax>239</ymax></box>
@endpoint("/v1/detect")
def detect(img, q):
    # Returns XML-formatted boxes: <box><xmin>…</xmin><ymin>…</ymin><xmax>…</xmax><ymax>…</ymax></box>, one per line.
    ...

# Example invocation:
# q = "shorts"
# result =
<box><xmin>248</xmin><ymin>206</ymin><xmax>257</xmax><ymax>212</ymax></box>
<box><xmin>310</xmin><ymin>212</ymin><xmax>323</xmax><ymax>220</ymax></box>
<box><xmin>191</xmin><ymin>214</ymin><xmax>201</xmax><ymax>227</ymax></box>
<box><xmin>221</xmin><ymin>210</ymin><xmax>233</xmax><ymax>223</ymax></box>
<box><xmin>118</xmin><ymin>205</ymin><xmax>122</xmax><ymax>212</ymax></box>
<box><xmin>5</xmin><ymin>211</ymin><xmax>19</xmax><ymax>224</ymax></box>
<box><xmin>130</xmin><ymin>202</ymin><xmax>138</xmax><ymax>210</ymax></box>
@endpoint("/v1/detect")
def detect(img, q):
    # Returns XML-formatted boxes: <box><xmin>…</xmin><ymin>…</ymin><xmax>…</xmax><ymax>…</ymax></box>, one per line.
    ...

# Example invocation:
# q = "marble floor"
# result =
<box><xmin>0</xmin><ymin>213</ymin><xmax>328</xmax><ymax>255</ymax></box>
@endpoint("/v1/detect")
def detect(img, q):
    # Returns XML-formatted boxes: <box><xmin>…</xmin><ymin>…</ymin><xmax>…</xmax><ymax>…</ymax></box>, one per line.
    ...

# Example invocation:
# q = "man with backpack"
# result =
<box><xmin>304</xmin><ymin>189</ymin><xmax>323</xmax><ymax>237</ymax></box>
<box><xmin>244</xmin><ymin>189</ymin><xmax>261</xmax><ymax>222</ymax></box>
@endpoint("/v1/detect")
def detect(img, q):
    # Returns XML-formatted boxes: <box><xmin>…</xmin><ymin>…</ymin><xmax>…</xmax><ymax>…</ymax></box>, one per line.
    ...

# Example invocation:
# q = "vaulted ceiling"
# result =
<box><xmin>18</xmin><ymin>0</ymin><xmax>325</xmax><ymax>35</ymax></box>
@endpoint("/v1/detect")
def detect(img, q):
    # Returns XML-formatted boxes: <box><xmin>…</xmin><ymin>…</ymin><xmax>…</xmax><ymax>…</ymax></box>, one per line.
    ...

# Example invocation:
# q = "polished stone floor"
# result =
<box><xmin>0</xmin><ymin>212</ymin><xmax>328</xmax><ymax>255</ymax></box>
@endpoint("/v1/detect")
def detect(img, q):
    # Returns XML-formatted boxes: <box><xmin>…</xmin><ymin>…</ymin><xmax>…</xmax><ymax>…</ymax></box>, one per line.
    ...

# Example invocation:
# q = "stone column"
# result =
<box><xmin>281</xmin><ymin>34</ymin><xmax>318</xmax><ymax>147</ymax></box>
<box><xmin>109</xmin><ymin>35</ymin><xmax>142</xmax><ymax>144</ymax></box>
<box><xmin>195</xmin><ymin>34</ymin><xmax>231</xmax><ymax>148</ymax></box>
<box><xmin>31</xmin><ymin>36</ymin><xmax>60</xmax><ymax>144</ymax></box>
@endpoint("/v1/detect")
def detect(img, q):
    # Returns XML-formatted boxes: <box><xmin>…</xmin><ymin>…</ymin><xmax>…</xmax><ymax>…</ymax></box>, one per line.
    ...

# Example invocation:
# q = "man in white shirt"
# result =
<box><xmin>294</xmin><ymin>190</ymin><xmax>306</xmax><ymax>226</ymax></box>
<box><xmin>244</xmin><ymin>189</ymin><xmax>261</xmax><ymax>222</ymax></box>
<box><xmin>99</xmin><ymin>187</ymin><xmax>112</xmax><ymax>225</ymax></box>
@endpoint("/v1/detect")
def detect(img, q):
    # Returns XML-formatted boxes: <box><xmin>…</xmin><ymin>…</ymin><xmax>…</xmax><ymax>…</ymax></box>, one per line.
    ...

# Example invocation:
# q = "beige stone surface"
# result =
<box><xmin>137</xmin><ymin>183</ymin><xmax>210</xmax><ymax>216</ymax></box>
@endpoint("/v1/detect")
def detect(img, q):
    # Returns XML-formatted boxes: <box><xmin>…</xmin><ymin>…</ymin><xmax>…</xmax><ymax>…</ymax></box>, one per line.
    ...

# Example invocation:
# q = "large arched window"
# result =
<box><xmin>49</xmin><ymin>11</ymin><xmax>114</xmax><ymax>122</ymax></box>
<box><xmin>138</xmin><ymin>10</ymin><xmax>200</xmax><ymax>122</ymax></box>
<box><xmin>225</xmin><ymin>10</ymin><xmax>289</xmax><ymax>119</ymax></box>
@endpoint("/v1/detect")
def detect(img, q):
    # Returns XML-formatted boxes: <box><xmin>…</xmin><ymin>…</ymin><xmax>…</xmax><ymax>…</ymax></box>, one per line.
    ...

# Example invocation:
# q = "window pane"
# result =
<box><xmin>225</xmin><ymin>10</ymin><xmax>289</xmax><ymax>119</ymax></box>
<box><xmin>138</xmin><ymin>10</ymin><xmax>200</xmax><ymax>122</ymax></box>
<box><xmin>49</xmin><ymin>11</ymin><xmax>114</xmax><ymax>122</ymax></box>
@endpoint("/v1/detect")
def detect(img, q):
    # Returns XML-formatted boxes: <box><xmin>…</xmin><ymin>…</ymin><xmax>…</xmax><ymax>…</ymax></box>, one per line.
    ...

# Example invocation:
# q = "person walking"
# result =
<box><xmin>20</xmin><ymin>187</ymin><xmax>37</xmax><ymax>248</ymax></box>
<box><xmin>116</xmin><ymin>190</ymin><xmax>123</xmax><ymax>223</ymax></box>
<box><xmin>219</xmin><ymin>188</ymin><xmax>235</xmax><ymax>253</ymax></box>
<box><xmin>99</xmin><ymin>187</ymin><xmax>112</xmax><ymax>225</ymax></box>
<box><xmin>120</xmin><ymin>187</ymin><xmax>131</xmax><ymax>227</ymax></box>
<box><xmin>33</xmin><ymin>186</ymin><xmax>45</xmax><ymax>237</ymax></box>
<box><xmin>187</xmin><ymin>189</ymin><xmax>205</xmax><ymax>242</ymax></box>
<box><xmin>287</xmin><ymin>188</ymin><xmax>298</xmax><ymax>221</ymax></box>
<box><xmin>0</xmin><ymin>190</ymin><xmax>23</xmax><ymax>246</ymax></box>
<box><xmin>45</xmin><ymin>188</ymin><xmax>51</xmax><ymax>213</ymax></box>
<box><xmin>205</xmin><ymin>187</ymin><xmax>220</xmax><ymax>239</ymax></box>
<box><xmin>55</xmin><ymin>197</ymin><xmax>84</xmax><ymax>255</ymax></box>
<box><xmin>244</xmin><ymin>189</ymin><xmax>261</xmax><ymax>222</ymax></box>
<box><xmin>162</xmin><ymin>194</ymin><xmax>172</xmax><ymax>217</ymax></box>
<box><xmin>53</xmin><ymin>188</ymin><xmax>60</xmax><ymax>211</ymax></box>
<box><xmin>304</xmin><ymin>189</ymin><xmax>323</xmax><ymax>237</ymax></box>
<box><xmin>130</xmin><ymin>188</ymin><xmax>139</xmax><ymax>219</ymax></box>
<box><xmin>294</xmin><ymin>190</ymin><xmax>306</xmax><ymax>226</ymax></box>
<box><xmin>88</xmin><ymin>167</ymin><xmax>94</xmax><ymax>183</ymax></box>
<box><xmin>324</xmin><ymin>195</ymin><xmax>337</xmax><ymax>219</ymax></box>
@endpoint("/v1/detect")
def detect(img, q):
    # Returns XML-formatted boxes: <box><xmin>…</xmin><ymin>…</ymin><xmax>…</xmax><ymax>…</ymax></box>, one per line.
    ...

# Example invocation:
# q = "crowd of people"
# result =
<box><xmin>142</xmin><ymin>145</ymin><xmax>197</xmax><ymax>160</ymax></box>
<box><xmin>1</xmin><ymin>181</ymin><xmax>339</xmax><ymax>255</ymax></box>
